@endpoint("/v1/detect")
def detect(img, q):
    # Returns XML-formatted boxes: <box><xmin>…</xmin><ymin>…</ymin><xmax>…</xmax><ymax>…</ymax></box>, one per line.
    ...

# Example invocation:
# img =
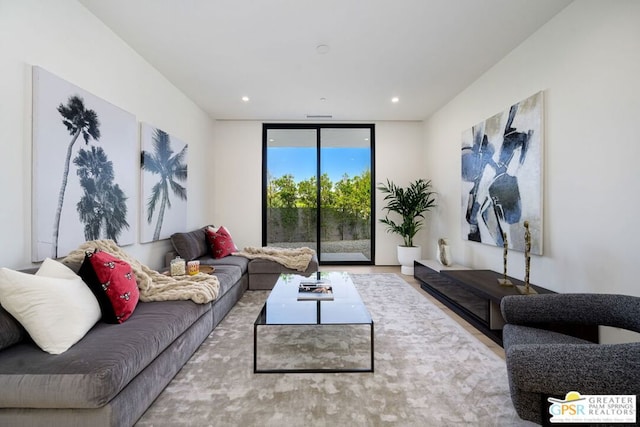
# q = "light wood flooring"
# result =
<box><xmin>319</xmin><ymin>265</ymin><xmax>505</xmax><ymax>359</ymax></box>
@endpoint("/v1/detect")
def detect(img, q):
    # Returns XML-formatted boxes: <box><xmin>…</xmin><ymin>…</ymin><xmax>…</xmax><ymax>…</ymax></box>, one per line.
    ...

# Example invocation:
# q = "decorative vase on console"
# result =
<box><xmin>437</xmin><ymin>238</ymin><xmax>452</xmax><ymax>266</ymax></box>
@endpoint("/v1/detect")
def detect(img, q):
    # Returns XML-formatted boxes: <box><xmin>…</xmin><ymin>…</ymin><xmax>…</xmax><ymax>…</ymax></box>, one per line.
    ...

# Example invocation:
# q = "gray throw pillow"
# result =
<box><xmin>0</xmin><ymin>305</ymin><xmax>25</xmax><ymax>350</ymax></box>
<box><xmin>170</xmin><ymin>227</ymin><xmax>210</xmax><ymax>261</ymax></box>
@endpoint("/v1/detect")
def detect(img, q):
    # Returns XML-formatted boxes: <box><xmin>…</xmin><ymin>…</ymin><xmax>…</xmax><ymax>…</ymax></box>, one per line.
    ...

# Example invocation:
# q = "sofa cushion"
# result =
<box><xmin>0</xmin><ymin>300</ymin><xmax>211</xmax><ymax>409</ymax></box>
<box><xmin>0</xmin><ymin>260</ymin><xmax>101</xmax><ymax>355</ymax></box>
<box><xmin>78</xmin><ymin>250</ymin><xmax>139</xmax><ymax>324</ymax></box>
<box><xmin>0</xmin><ymin>306</ymin><xmax>25</xmax><ymax>351</ymax></box>
<box><xmin>210</xmin><ymin>265</ymin><xmax>243</xmax><ymax>298</ymax></box>
<box><xmin>196</xmin><ymin>255</ymin><xmax>249</xmax><ymax>275</ymax></box>
<box><xmin>171</xmin><ymin>227</ymin><xmax>209</xmax><ymax>261</ymax></box>
<box><xmin>248</xmin><ymin>253</ymin><xmax>319</xmax><ymax>275</ymax></box>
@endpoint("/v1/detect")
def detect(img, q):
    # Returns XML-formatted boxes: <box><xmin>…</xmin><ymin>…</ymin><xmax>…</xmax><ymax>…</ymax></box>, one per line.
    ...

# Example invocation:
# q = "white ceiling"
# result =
<box><xmin>79</xmin><ymin>0</ymin><xmax>572</xmax><ymax>122</ymax></box>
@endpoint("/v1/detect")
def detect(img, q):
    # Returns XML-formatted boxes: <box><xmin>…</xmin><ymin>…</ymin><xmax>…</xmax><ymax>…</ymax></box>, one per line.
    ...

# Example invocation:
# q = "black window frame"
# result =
<box><xmin>262</xmin><ymin>123</ymin><xmax>376</xmax><ymax>265</ymax></box>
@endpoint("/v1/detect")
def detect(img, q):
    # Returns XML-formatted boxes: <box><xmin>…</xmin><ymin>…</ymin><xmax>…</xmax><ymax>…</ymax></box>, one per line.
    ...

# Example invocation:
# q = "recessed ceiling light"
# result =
<box><xmin>391</xmin><ymin>97</ymin><xmax>400</xmax><ymax>103</ymax></box>
<box><xmin>316</xmin><ymin>44</ymin><xmax>330</xmax><ymax>54</ymax></box>
<box><xmin>320</xmin><ymin>97</ymin><xmax>326</xmax><ymax>102</ymax></box>
<box><xmin>242</xmin><ymin>96</ymin><xmax>250</xmax><ymax>102</ymax></box>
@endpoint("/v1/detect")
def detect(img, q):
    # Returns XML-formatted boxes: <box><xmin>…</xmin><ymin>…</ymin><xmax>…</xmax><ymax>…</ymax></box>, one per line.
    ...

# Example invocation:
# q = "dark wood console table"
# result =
<box><xmin>414</xmin><ymin>260</ymin><xmax>598</xmax><ymax>346</ymax></box>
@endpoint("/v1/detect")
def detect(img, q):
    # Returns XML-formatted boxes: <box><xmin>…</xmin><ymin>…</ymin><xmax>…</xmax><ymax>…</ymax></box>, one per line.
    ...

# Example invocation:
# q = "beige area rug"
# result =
<box><xmin>136</xmin><ymin>273</ymin><xmax>533</xmax><ymax>426</ymax></box>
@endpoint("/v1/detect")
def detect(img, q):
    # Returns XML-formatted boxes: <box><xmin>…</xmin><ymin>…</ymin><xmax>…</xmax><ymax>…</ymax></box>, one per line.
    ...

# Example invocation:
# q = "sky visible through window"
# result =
<box><xmin>268</xmin><ymin>147</ymin><xmax>370</xmax><ymax>183</ymax></box>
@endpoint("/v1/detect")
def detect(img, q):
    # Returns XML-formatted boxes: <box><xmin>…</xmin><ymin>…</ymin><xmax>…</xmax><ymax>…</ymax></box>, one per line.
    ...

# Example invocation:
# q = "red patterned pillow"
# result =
<box><xmin>78</xmin><ymin>249</ymin><xmax>139</xmax><ymax>324</ymax></box>
<box><xmin>205</xmin><ymin>226</ymin><xmax>237</xmax><ymax>258</ymax></box>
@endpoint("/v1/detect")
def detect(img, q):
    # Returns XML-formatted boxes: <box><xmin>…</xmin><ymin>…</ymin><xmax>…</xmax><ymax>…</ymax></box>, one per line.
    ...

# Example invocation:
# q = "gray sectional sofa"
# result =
<box><xmin>0</xmin><ymin>226</ymin><xmax>318</xmax><ymax>426</ymax></box>
<box><xmin>0</xmin><ymin>230</ymin><xmax>250</xmax><ymax>427</ymax></box>
<box><xmin>166</xmin><ymin>226</ymin><xmax>319</xmax><ymax>290</ymax></box>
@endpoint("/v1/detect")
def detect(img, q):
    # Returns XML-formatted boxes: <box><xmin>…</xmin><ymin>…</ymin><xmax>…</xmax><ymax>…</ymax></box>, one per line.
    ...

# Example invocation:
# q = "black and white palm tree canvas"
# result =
<box><xmin>461</xmin><ymin>91</ymin><xmax>543</xmax><ymax>255</ymax></box>
<box><xmin>140</xmin><ymin>123</ymin><xmax>188</xmax><ymax>243</ymax></box>
<box><xmin>32</xmin><ymin>67</ymin><xmax>137</xmax><ymax>261</ymax></box>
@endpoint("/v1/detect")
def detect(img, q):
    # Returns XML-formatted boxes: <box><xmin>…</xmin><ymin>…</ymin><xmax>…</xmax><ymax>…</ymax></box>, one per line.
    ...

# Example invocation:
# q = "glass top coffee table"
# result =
<box><xmin>253</xmin><ymin>272</ymin><xmax>374</xmax><ymax>373</ymax></box>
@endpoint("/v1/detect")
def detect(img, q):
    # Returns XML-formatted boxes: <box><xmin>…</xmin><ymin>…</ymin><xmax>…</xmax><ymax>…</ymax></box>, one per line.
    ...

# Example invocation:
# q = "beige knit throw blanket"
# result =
<box><xmin>233</xmin><ymin>246</ymin><xmax>315</xmax><ymax>271</ymax></box>
<box><xmin>62</xmin><ymin>239</ymin><xmax>219</xmax><ymax>304</ymax></box>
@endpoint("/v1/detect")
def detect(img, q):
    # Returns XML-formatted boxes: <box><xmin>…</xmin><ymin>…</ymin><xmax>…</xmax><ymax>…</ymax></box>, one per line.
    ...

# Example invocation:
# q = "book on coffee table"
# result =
<box><xmin>297</xmin><ymin>280</ymin><xmax>333</xmax><ymax>300</ymax></box>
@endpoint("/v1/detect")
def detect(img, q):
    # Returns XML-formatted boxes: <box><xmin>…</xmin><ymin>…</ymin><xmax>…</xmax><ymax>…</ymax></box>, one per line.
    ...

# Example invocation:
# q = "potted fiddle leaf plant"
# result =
<box><xmin>378</xmin><ymin>178</ymin><xmax>437</xmax><ymax>274</ymax></box>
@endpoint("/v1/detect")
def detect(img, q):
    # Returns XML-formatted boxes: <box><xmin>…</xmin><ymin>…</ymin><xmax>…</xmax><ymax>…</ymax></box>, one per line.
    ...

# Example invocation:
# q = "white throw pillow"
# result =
<box><xmin>0</xmin><ymin>258</ymin><xmax>101</xmax><ymax>354</ymax></box>
<box><xmin>35</xmin><ymin>257</ymin><xmax>81</xmax><ymax>280</ymax></box>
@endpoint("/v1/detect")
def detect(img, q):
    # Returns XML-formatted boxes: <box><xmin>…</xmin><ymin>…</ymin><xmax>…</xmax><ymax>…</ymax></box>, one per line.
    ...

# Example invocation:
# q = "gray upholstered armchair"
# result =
<box><xmin>500</xmin><ymin>293</ymin><xmax>640</xmax><ymax>425</ymax></box>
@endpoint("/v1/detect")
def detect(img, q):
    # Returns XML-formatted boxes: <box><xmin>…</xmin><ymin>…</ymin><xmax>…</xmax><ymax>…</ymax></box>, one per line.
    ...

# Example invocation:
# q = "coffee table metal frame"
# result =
<box><xmin>253</xmin><ymin>272</ymin><xmax>374</xmax><ymax>374</ymax></box>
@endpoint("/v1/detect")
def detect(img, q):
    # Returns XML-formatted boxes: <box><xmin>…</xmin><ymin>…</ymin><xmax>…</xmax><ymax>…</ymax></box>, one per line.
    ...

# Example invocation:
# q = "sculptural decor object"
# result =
<box><xmin>497</xmin><ymin>232</ymin><xmax>513</xmax><ymax>286</ymax></box>
<box><xmin>437</xmin><ymin>238</ymin><xmax>452</xmax><ymax>266</ymax></box>
<box><xmin>516</xmin><ymin>221</ymin><xmax>537</xmax><ymax>295</ymax></box>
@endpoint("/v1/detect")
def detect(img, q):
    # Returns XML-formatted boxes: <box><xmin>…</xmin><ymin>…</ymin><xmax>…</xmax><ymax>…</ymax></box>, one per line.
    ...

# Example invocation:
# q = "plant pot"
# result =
<box><xmin>397</xmin><ymin>245</ymin><xmax>421</xmax><ymax>275</ymax></box>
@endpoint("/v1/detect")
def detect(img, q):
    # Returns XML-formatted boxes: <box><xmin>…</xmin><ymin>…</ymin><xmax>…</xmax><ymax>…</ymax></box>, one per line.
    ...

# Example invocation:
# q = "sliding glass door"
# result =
<box><xmin>263</xmin><ymin>124</ymin><xmax>374</xmax><ymax>264</ymax></box>
<box><xmin>265</xmin><ymin>128</ymin><xmax>318</xmax><ymax>252</ymax></box>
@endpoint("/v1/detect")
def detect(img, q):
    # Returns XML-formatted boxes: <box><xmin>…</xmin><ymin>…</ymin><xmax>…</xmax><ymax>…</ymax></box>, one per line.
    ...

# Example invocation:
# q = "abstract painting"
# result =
<box><xmin>140</xmin><ymin>123</ymin><xmax>188</xmax><ymax>243</ymax></box>
<box><xmin>32</xmin><ymin>67</ymin><xmax>137</xmax><ymax>261</ymax></box>
<box><xmin>461</xmin><ymin>91</ymin><xmax>543</xmax><ymax>254</ymax></box>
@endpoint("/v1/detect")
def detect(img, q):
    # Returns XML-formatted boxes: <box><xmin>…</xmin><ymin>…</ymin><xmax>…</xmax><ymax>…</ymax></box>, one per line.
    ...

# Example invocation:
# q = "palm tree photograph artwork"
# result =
<box><xmin>32</xmin><ymin>67</ymin><xmax>137</xmax><ymax>261</ymax></box>
<box><xmin>140</xmin><ymin>123</ymin><xmax>188</xmax><ymax>243</ymax></box>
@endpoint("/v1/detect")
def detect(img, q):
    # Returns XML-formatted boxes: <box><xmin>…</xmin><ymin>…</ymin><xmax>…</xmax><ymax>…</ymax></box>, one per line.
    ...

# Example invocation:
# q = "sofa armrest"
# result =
<box><xmin>506</xmin><ymin>342</ymin><xmax>640</xmax><ymax>395</ymax></box>
<box><xmin>501</xmin><ymin>294</ymin><xmax>640</xmax><ymax>332</ymax></box>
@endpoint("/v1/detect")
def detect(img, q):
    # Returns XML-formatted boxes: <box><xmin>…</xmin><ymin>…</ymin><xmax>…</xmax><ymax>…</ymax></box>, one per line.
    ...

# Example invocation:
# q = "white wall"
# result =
<box><xmin>212</xmin><ymin>120</ymin><xmax>425</xmax><ymax>264</ymax></box>
<box><xmin>423</xmin><ymin>1</ymin><xmax>640</xmax><ymax>301</ymax></box>
<box><xmin>0</xmin><ymin>0</ymin><xmax>216</xmax><ymax>270</ymax></box>
<box><xmin>210</xmin><ymin>121</ymin><xmax>263</xmax><ymax>250</ymax></box>
<box><xmin>375</xmin><ymin>121</ymin><xmax>425</xmax><ymax>264</ymax></box>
